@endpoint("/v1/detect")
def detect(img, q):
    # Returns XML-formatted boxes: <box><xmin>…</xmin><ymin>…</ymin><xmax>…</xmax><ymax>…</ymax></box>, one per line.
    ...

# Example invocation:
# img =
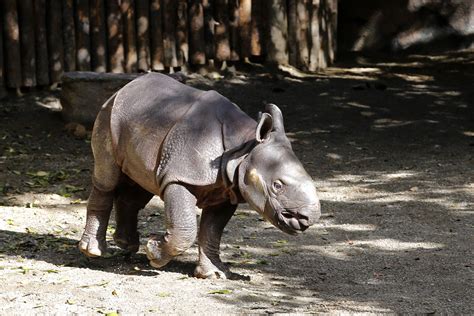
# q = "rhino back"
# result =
<box><xmin>110</xmin><ymin>73</ymin><xmax>202</xmax><ymax>194</ymax></box>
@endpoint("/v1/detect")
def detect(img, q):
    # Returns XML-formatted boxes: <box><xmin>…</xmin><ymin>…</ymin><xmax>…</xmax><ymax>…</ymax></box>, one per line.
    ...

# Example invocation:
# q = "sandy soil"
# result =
<box><xmin>0</xmin><ymin>51</ymin><xmax>473</xmax><ymax>314</ymax></box>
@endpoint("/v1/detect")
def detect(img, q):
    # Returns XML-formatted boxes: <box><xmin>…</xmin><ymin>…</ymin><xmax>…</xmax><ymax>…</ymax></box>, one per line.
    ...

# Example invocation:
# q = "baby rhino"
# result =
<box><xmin>79</xmin><ymin>73</ymin><xmax>320</xmax><ymax>279</ymax></box>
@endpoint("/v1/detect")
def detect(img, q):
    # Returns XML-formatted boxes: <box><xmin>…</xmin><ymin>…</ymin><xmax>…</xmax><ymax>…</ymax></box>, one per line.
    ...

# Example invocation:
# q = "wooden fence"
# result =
<box><xmin>0</xmin><ymin>0</ymin><xmax>337</xmax><ymax>92</ymax></box>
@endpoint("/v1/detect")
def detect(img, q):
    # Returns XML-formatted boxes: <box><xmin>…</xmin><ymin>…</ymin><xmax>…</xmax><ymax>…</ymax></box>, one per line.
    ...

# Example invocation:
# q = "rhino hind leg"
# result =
<box><xmin>113</xmin><ymin>178</ymin><xmax>153</xmax><ymax>252</ymax></box>
<box><xmin>79</xmin><ymin>103</ymin><xmax>121</xmax><ymax>257</ymax></box>
<box><xmin>145</xmin><ymin>183</ymin><xmax>197</xmax><ymax>269</ymax></box>
<box><xmin>195</xmin><ymin>202</ymin><xmax>237</xmax><ymax>279</ymax></box>
<box><xmin>79</xmin><ymin>186</ymin><xmax>115</xmax><ymax>257</ymax></box>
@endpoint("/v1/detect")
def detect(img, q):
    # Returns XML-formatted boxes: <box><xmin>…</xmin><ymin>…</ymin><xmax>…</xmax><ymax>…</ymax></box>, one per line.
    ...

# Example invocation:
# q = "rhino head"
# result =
<box><xmin>225</xmin><ymin>104</ymin><xmax>321</xmax><ymax>235</ymax></box>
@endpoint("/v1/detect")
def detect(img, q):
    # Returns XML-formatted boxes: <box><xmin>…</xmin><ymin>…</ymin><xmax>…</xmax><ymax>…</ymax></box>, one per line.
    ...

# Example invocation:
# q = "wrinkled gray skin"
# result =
<box><xmin>79</xmin><ymin>73</ymin><xmax>320</xmax><ymax>279</ymax></box>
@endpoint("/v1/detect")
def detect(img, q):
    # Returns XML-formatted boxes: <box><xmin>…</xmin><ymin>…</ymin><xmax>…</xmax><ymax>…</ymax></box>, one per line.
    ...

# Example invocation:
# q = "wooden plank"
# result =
<box><xmin>188</xmin><ymin>0</ymin><xmax>205</xmax><ymax>65</ymax></box>
<box><xmin>121</xmin><ymin>0</ymin><xmax>138</xmax><ymax>72</ymax></box>
<box><xmin>136</xmin><ymin>0</ymin><xmax>151</xmax><ymax>71</ymax></box>
<box><xmin>2</xmin><ymin>0</ymin><xmax>22</xmax><ymax>88</ymax></box>
<box><xmin>229</xmin><ymin>0</ymin><xmax>240</xmax><ymax>61</ymax></box>
<box><xmin>34</xmin><ymin>0</ymin><xmax>49</xmax><ymax>86</ymax></box>
<box><xmin>250</xmin><ymin>0</ymin><xmax>265</xmax><ymax>56</ymax></box>
<box><xmin>162</xmin><ymin>0</ymin><xmax>178</xmax><ymax>67</ymax></box>
<box><xmin>90</xmin><ymin>0</ymin><xmax>107</xmax><ymax>72</ymax></box>
<box><xmin>214</xmin><ymin>0</ymin><xmax>230</xmax><ymax>61</ymax></box>
<box><xmin>202</xmin><ymin>0</ymin><xmax>215</xmax><ymax>60</ymax></box>
<box><xmin>18</xmin><ymin>0</ymin><xmax>36</xmax><ymax>87</ymax></box>
<box><xmin>106</xmin><ymin>0</ymin><xmax>125</xmax><ymax>73</ymax></box>
<box><xmin>75</xmin><ymin>0</ymin><xmax>91</xmax><ymax>71</ymax></box>
<box><xmin>150</xmin><ymin>0</ymin><xmax>165</xmax><ymax>70</ymax></box>
<box><xmin>176</xmin><ymin>0</ymin><xmax>188</xmax><ymax>66</ymax></box>
<box><xmin>238</xmin><ymin>0</ymin><xmax>251</xmax><ymax>59</ymax></box>
<box><xmin>267</xmin><ymin>0</ymin><xmax>289</xmax><ymax>65</ymax></box>
<box><xmin>47</xmin><ymin>0</ymin><xmax>64</xmax><ymax>84</ymax></box>
<box><xmin>62</xmin><ymin>0</ymin><xmax>76</xmax><ymax>72</ymax></box>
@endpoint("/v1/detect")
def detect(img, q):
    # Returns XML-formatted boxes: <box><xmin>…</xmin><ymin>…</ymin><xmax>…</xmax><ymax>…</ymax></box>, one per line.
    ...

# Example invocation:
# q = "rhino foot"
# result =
<box><xmin>78</xmin><ymin>233</ymin><xmax>107</xmax><ymax>257</ymax></box>
<box><xmin>145</xmin><ymin>238</ymin><xmax>173</xmax><ymax>268</ymax></box>
<box><xmin>194</xmin><ymin>260</ymin><xmax>229</xmax><ymax>280</ymax></box>
<box><xmin>113</xmin><ymin>232</ymin><xmax>140</xmax><ymax>253</ymax></box>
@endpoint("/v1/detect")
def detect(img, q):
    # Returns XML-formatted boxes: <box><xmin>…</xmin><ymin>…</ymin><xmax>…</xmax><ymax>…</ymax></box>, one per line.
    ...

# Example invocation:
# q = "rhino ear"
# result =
<box><xmin>256</xmin><ymin>112</ymin><xmax>273</xmax><ymax>143</ymax></box>
<box><xmin>265</xmin><ymin>103</ymin><xmax>285</xmax><ymax>134</ymax></box>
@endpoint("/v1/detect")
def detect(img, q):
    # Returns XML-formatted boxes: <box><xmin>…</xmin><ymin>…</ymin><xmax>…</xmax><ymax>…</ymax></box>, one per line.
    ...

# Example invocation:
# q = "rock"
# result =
<box><xmin>60</xmin><ymin>72</ymin><xmax>187</xmax><ymax>127</ymax></box>
<box><xmin>60</xmin><ymin>72</ymin><xmax>141</xmax><ymax>127</ymax></box>
<box><xmin>64</xmin><ymin>122</ymin><xmax>88</xmax><ymax>139</ymax></box>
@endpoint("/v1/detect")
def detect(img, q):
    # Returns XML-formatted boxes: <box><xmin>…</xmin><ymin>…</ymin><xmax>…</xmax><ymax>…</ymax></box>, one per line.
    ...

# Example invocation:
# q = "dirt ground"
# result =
<box><xmin>0</xmin><ymin>51</ymin><xmax>473</xmax><ymax>314</ymax></box>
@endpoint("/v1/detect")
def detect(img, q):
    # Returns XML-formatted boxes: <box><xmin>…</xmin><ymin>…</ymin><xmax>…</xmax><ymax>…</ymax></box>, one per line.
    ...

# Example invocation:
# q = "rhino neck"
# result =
<box><xmin>221</xmin><ymin>140</ymin><xmax>256</xmax><ymax>205</ymax></box>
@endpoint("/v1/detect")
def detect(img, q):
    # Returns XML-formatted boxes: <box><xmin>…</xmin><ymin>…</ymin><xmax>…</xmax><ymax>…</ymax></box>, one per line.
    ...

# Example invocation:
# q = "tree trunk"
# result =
<box><xmin>62</xmin><ymin>0</ymin><xmax>76</xmax><ymax>72</ymax></box>
<box><xmin>176</xmin><ymin>0</ymin><xmax>189</xmax><ymax>66</ymax></box>
<box><xmin>215</xmin><ymin>0</ymin><xmax>230</xmax><ymax>62</ymax></box>
<box><xmin>150</xmin><ymin>0</ymin><xmax>165</xmax><ymax>70</ymax></box>
<box><xmin>106</xmin><ymin>0</ymin><xmax>125</xmax><ymax>73</ymax></box>
<box><xmin>267</xmin><ymin>0</ymin><xmax>289</xmax><ymax>65</ymax></box>
<box><xmin>2</xmin><ymin>0</ymin><xmax>22</xmax><ymax>88</ymax></box>
<box><xmin>136</xmin><ymin>0</ymin><xmax>151</xmax><ymax>71</ymax></box>
<box><xmin>162</xmin><ymin>0</ymin><xmax>178</xmax><ymax>67</ymax></box>
<box><xmin>47</xmin><ymin>0</ymin><xmax>64</xmax><ymax>84</ymax></box>
<box><xmin>188</xmin><ymin>0</ymin><xmax>206</xmax><ymax>65</ymax></box>
<box><xmin>238</xmin><ymin>0</ymin><xmax>251</xmax><ymax>59</ymax></box>
<box><xmin>90</xmin><ymin>0</ymin><xmax>107</xmax><ymax>72</ymax></box>
<box><xmin>18</xmin><ymin>0</ymin><xmax>36</xmax><ymax>87</ymax></box>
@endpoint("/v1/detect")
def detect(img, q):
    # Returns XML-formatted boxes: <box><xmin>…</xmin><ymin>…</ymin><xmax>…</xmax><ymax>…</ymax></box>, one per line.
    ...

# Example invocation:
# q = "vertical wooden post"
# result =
<box><xmin>250</xmin><ymin>0</ymin><xmax>265</xmax><ymax>57</ymax></box>
<box><xmin>202</xmin><ymin>0</ymin><xmax>215</xmax><ymax>60</ymax></box>
<box><xmin>121</xmin><ymin>0</ymin><xmax>137</xmax><ymax>72</ymax></box>
<box><xmin>239</xmin><ymin>0</ymin><xmax>251</xmax><ymax>59</ymax></box>
<box><xmin>2</xmin><ymin>0</ymin><xmax>22</xmax><ymax>88</ymax></box>
<box><xmin>267</xmin><ymin>0</ymin><xmax>289</xmax><ymax>65</ymax></box>
<box><xmin>309</xmin><ymin>0</ymin><xmax>337</xmax><ymax>70</ymax></box>
<box><xmin>136</xmin><ymin>0</ymin><xmax>151</xmax><ymax>71</ymax></box>
<box><xmin>176</xmin><ymin>0</ymin><xmax>188</xmax><ymax>66</ymax></box>
<box><xmin>106</xmin><ymin>0</ymin><xmax>125</xmax><ymax>73</ymax></box>
<box><xmin>34</xmin><ymin>0</ymin><xmax>49</xmax><ymax>86</ymax></box>
<box><xmin>18</xmin><ymin>0</ymin><xmax>36</xmax><ymax>87</ymax></box>
<box><xmin>162</xmin><ymin>0</ymin><xmax>178</xmax><ymax>67</ymax></box>
<box><xmin>215</xmin><ymin>0</ymin><xmax>230</xmax><ymax>62</ymax></box>
<box><xmin>90</xmin><ymin>0</ymin><xmax>107</xmax><ymax>72</ymax></box>
<box><xmin>62</xmin><ymin>0</ymin><xmax>76</xmax><ymax>72</ymax></box>
<box><xmin>75</xmin><ymin>0</ymin><xmax>91</xmax><ymax>71</ymax></box>
<box><xmin>287</xmin><ymin>0</ymin><xmax>297</xmax><ymax>66</ymax></box>
<box><xmin>229</xmin><ymin>0</ymin><xmax>240</xmax><ymax>61</ymax></box>
<box><xmin>296</xmin><ymin>0</ymin><xmax>310</xmax><ymax>70</ymax></box>
<box><xmin>188</xmin><ymin>0</ymin><xmax>206</xmax><ymax>65</ymax></box>
<box><xmin>47</xmin><ymin>0</ymin><xmax>64</xmax><ymax>85</ymax></box>
<box><xmin>0</xmin><ymin>13</ymin><xmax>6</xmax><ymax>97</ymax></box>
<box><xmin>150</xmin><ymin>0</ymin><xmax>165</xmax><ymax>70</ymax></box>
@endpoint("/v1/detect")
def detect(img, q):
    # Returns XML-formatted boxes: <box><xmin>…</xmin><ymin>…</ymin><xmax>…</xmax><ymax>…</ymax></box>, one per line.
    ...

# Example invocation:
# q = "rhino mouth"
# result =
<box><xmin>264</xmin><ymin>199</ymin><xmax>310</xmax><ymax>235</ymax></box>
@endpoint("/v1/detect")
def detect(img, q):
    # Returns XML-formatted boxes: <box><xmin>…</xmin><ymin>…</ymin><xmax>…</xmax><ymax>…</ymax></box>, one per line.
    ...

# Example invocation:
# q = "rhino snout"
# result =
<box><xmin>280</xmin><ymin>200</ymin><xmax>321</xmax><ymax>232</ymax></box>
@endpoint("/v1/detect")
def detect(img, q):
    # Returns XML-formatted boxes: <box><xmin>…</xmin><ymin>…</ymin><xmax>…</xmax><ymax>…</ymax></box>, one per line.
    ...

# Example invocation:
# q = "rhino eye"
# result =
<box><xmin>272</xmin><ymin>180</ymin><xmax>283</xmax><ymax>192</ymax></box>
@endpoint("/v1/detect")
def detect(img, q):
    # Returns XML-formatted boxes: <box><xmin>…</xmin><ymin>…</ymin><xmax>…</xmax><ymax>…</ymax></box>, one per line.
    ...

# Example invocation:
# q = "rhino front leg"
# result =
<box><xmin>145</xmin><ymin>184</ymin><xmax>197</xmax><ymax>268</ymax></box>
<box><xmin>79</xmin><ymin>187</ymin><xmax>114</xmax><ymax>257</ymax></box>
<box><xmin>195</xmin><ymin>202</ymin><xmax>237</xmax><ymax>279</ymax></box>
